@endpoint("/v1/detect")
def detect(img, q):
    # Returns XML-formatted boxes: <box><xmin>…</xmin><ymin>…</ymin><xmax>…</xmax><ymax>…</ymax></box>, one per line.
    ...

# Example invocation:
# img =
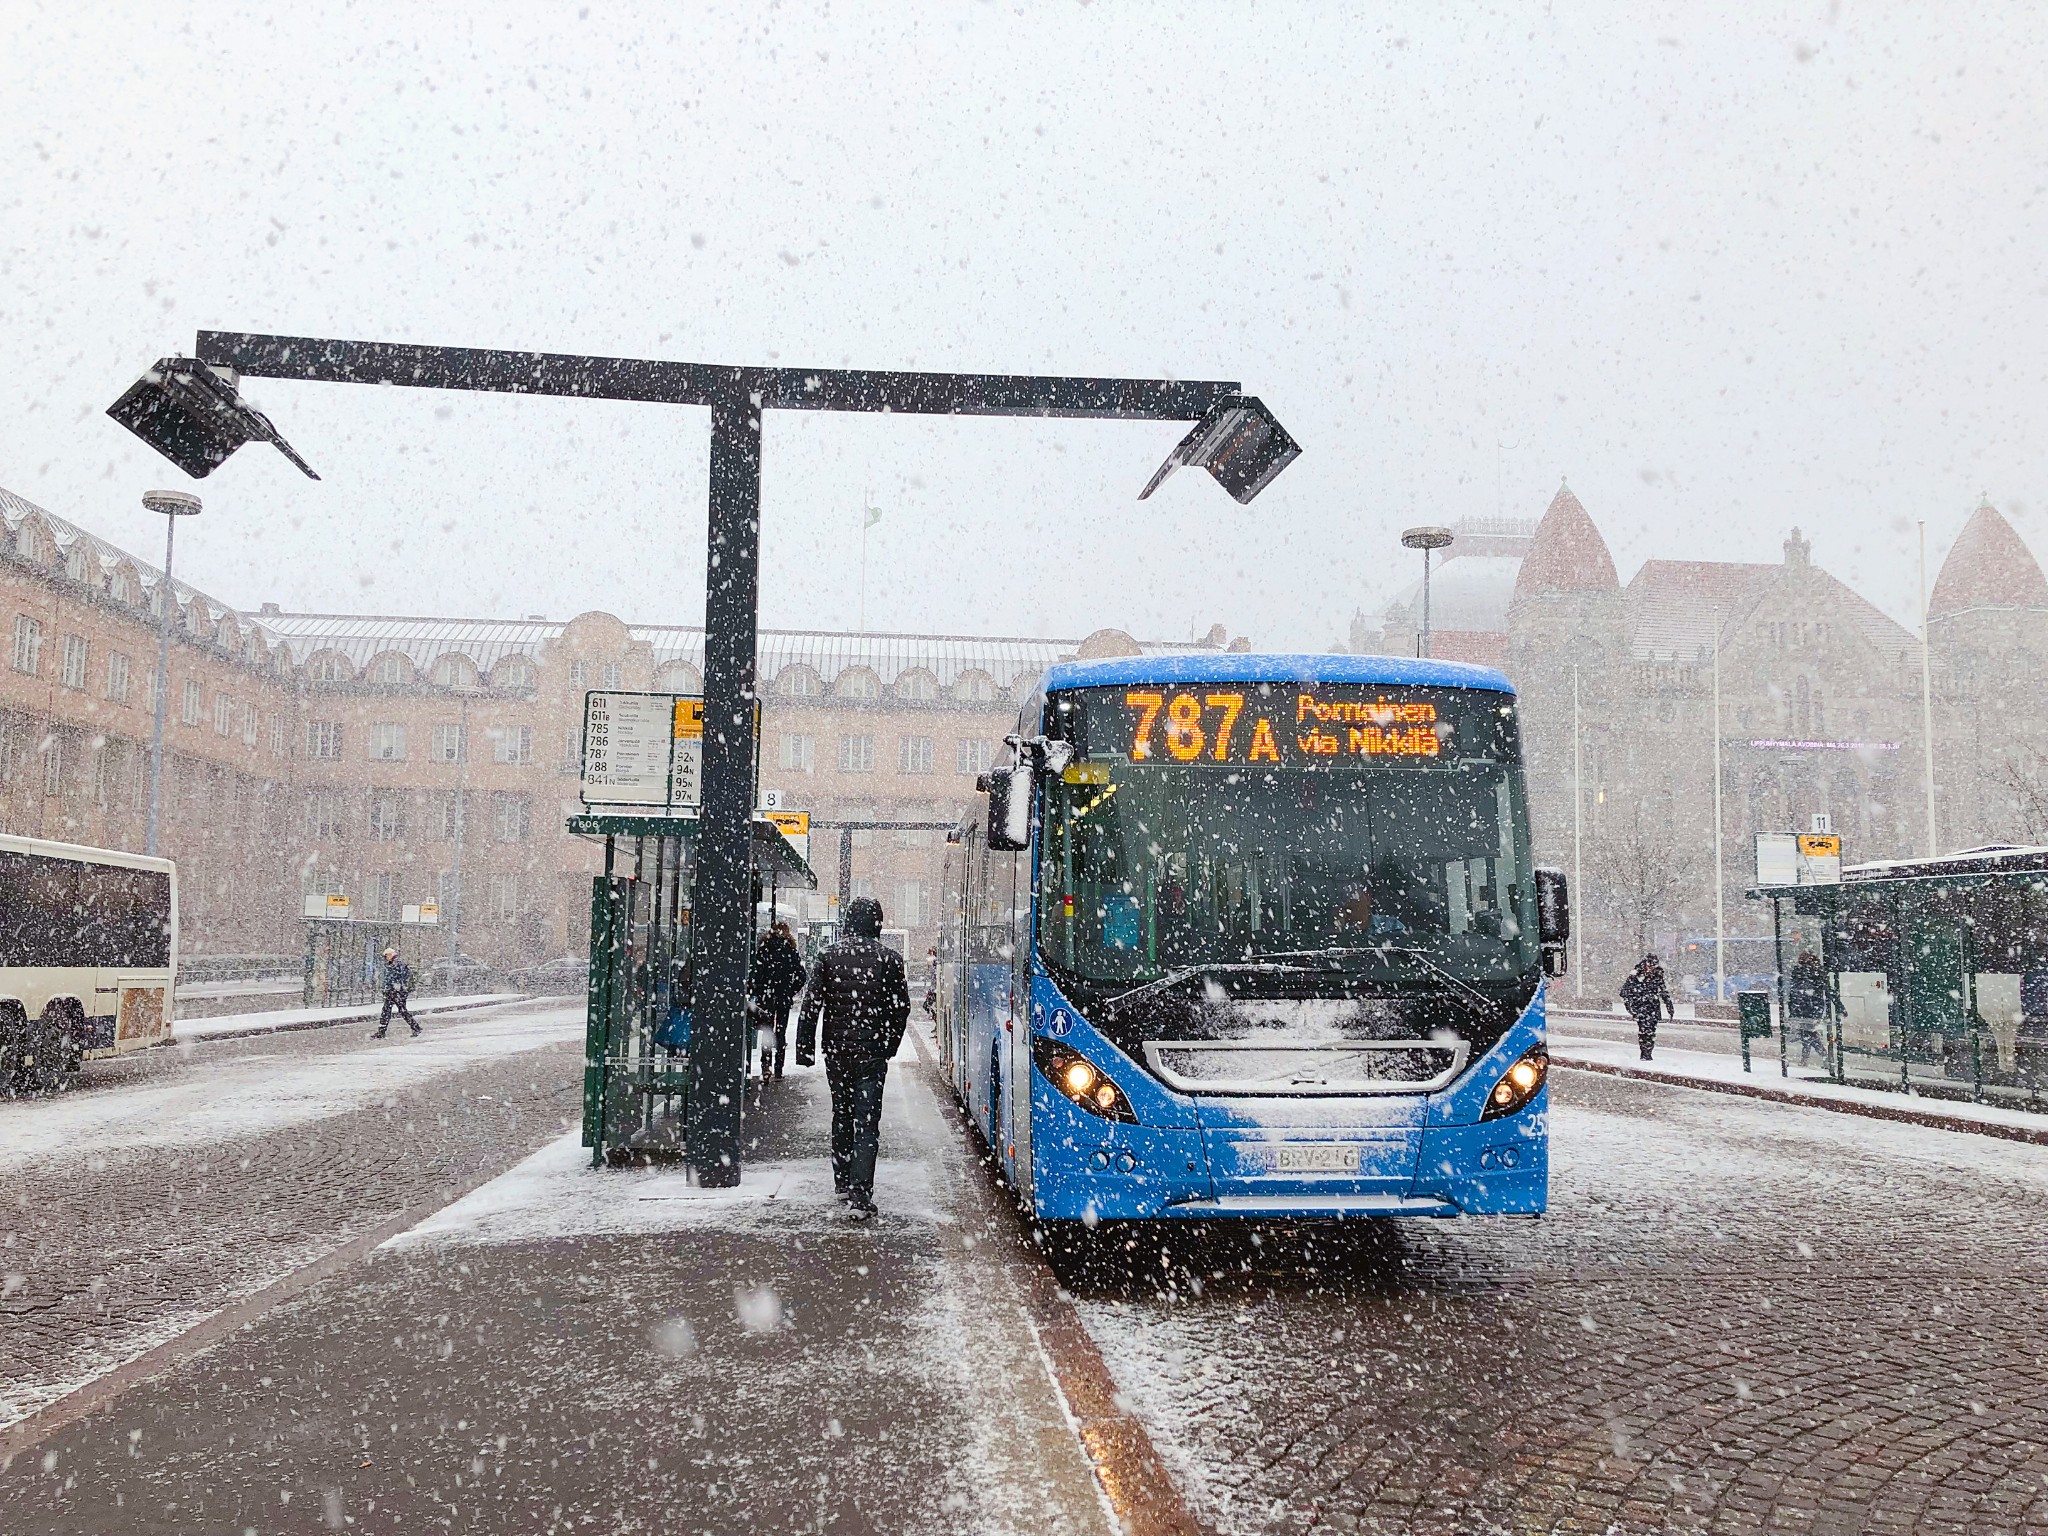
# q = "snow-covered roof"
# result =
<box><xmin>1384</xmin><ymin>554</ymin><xmax>1523</xmax><ymax>633</ymax></box>
<box><xmin>1624</xmin><ymin>559</ymin><xmax>1914</xmax><ymax>663</ymax></box>
<box><xmin>1</xmin><ymin>483</ymin><xmax>284</xmax><ymax>656</ymax></box>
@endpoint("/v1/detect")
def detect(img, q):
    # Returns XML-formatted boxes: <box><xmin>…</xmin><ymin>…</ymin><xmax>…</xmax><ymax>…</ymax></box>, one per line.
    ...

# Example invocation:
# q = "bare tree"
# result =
<box><xmin>1991</xmin><ymin>752</ymin><xmax>2048</xmax><ymax>843</ymax></box>
<box><xmin>1588</xmin><ymin>801</ymin><xmax>1696</xmax><ymax>963</ymax></box>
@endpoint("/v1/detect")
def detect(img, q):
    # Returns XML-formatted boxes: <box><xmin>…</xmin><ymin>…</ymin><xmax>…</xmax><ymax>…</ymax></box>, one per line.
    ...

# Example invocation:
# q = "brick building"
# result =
<box><xmin>1</xmin><ymin>483</ymin><xmax>1237</xmax><ymax>969</ymax></box>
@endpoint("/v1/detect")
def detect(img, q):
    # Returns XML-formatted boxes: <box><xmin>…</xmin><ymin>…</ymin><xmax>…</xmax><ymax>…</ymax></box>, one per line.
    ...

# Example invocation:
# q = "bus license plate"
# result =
<box><xmin>1275</xmin><ymin>1144</ymin><xmax>1358</xmax><ymax>1174</ymax></box>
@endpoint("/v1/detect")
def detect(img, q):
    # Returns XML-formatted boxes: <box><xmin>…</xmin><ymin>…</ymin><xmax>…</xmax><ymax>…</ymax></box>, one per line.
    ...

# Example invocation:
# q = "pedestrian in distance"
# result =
<box><xmin>1618</xmin><ymin>953</ymin><xmax>1674</xmax><ymax>1061</ymax></box>
<box><xmin>751</xmin><ymin>921</ymin><xmax>807</xmax><ymax>1081</ymax></box>
<box><xmin>1787</xmin><ymin>949</ymin><xmax>1833</xmax><ymax>1068</ymax></box>
<box><xmin>794</xmin><ymin>897</ymin><xmax>910</xmax><ymax>1220</ymax></box>
<box><xmin>2017</xmin><ymin>956</ymin><xmax>2048</xmax><ymax>1092</ymax></box>
<box><xmin>370</xmin><ymin>947</ymin><xmax>420</xmax><ymax>1039</ymax></box>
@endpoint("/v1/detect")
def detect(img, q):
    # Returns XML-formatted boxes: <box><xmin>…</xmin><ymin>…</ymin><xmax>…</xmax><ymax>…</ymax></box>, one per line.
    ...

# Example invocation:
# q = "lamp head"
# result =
<box><xmin>108</xmin><ymin>357</ymin><xmax>319</xmax><ymax>481</ymax></box>
<box><xmin>141</xmin><ymin>489</ymin><xmax>203</xmax><ymax>517</ymax></box>
<box><xmin>1139</xmin><ymin>393</ymin><xmax>1301</xmax><ymax>505</ymax></box>
<box><xmin>1401</xmin><ymin>525</ymin><xmax>1454</xmax><ymax>552</ymax></box>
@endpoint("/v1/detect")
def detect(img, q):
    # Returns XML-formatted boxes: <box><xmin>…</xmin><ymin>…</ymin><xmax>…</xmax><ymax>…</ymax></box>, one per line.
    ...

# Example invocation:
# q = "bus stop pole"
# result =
<box><xmin>686</xmin><ymin>392</ymin><xmax>763</xmax><ymax>1187</ymax></box>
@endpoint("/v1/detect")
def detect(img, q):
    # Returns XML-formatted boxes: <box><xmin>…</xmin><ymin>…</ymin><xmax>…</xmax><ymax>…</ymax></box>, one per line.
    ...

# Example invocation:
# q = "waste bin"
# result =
<box><xmin>1737</xmin><ymin>989</ymin><xmax>1772</xmax><ymax>1072</ymax></box>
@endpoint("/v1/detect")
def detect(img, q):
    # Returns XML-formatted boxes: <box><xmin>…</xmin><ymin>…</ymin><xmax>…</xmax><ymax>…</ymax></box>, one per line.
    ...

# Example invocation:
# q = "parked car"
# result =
<box><xmin>420</xmin><ymin>953</ymin><xmax>492</xmax><ymax>994</ymax></box>
<box><xmin>507</xmin><ymin>955</ymin><xmax>588</xmax><ymax>995</ymax></box>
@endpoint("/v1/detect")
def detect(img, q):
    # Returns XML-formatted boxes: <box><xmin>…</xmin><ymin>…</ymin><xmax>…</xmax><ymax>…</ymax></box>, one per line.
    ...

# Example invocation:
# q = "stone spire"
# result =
<box><xmin>1511</xmin><ymin>480</ymin><xmax>1620</xmax><ymax>604</ymax></box>
<box><xmin>1929</xmin><ymin>499</ymin><xmax>2048</xmax><ymax>619</ymax></box>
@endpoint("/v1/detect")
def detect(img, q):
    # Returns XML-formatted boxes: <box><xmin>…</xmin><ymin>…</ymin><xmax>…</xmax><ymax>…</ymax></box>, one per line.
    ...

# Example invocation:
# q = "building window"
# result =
<box><xmin>305</xmin><ymin>790</ymin><xmax>346</xmax><ymax>840</ymax></box>
<box><xmin>493</xmin><ymin>791</ymin><xmax>530</xmax><ymax>842</ymax></box>
<box><xmin>491</xmin><ymin>725</ymin><xmax>534</xmax><ymax>765</ymax></box>
<box><xmin>41</xmin><ymin>736</ymin><xmax>61</xmax><ymax>796</ymax></box>
<box><xmin>214</xmin><ymin>694</ymin><xmax>234</xmax><ymax>736</ymax></box>
<box><xmin>489</xmin><ymin>873</ymin><xmax>520</xmax><ymax>921</ymax></box>
<box><xmin>308</xmin><ymin>652</ymin><xmax>352</xmax><ymax>684</ymax></box>
<box><xmin>370</xmin><ymin>722</ymin><xmax>407</xmax><ymax>762</ymax></box>
<box><xmin>836</xmin><ymin>668</ymin><xmax>880</xmax><ymax>701</ymax></box>
<box><xmin>496</xmin><ymin>656</ymin><xmax>536</xmax><ymax>692</ymax></box>
<box><xmin>368</xmin><ymin>790</ymin><xmax>409</xmax><ymax>841</ymax></box>
<box><xmin>955</xmin><ymin>671</ymin><xmax>998</xmax><ymax>704</ymax></box>
<box><xmin>366</xmin><ymin>871</ymin><xmax>402</xmax><ymax>921</ymax></box>
<box><xmin>777</xmin><ymin>665</ymin><xmax>822</xmax><ymax>698</ymax></box>
<box><xmin>779</xmin><ymin>733</ymin><xmax>815</xmax><ymax>772</ymax></box>
<box><xmin>271</xmin><ymin>715</ymin><xmax>287</xmax><ymax>756</ymax></box>
<box><xmin>431</xmin><ymin>723</ymin><xmax>466</xmax><ymax>764</ymax></box>
<box><xmin>12</xmin><ymin>616</ymin><xmax>42</xmax><ymax>675</ymax></box>
<box><xmin>439</xmin><ymin>791</ymin><xmax>466</xmax><ymax>840</ymax></box>
<box><xmin>179</xmin><ymin>679</ymin><xmax>201</xmax><ymax>726</ymax></box>
<box><xmin>106</xmin><ymin>652</ymin><xmax>130</xmax><ymax>703</ymax></box>
<box><xmin>898</xmin><ymin>735</ymin><xmax>934</xmax><ymax>774</ymax></box>
<box><xmin>850</xmin><ymin>874</ymin><xmax>876</xmax><ymax>900</ymax></box>
<box><xmin>896</xmin><ymin>670</ymin><xmax>938</xmax><ymax>703</ymax></box>
<box><xmin>601</xmin><ymin>663</ymin><xmax>623</xmax><ymax>690</ymax></box>
<box><xmin>897</xmin><ymin>881</ymin><xmax>926</xmax><ymax>928</ymax></box>
<box><xmin>956</xmin><ymin>738</ymin><xmax>993</xmax><ymax>775</ymax></box>
<box><xmin>370</xmin><ymin>654</ymin><xmax>408</xmax><ymax>685</ymax></box>
<box><xmin>839</xmin><ymin>734</ymin><xmax>875</xmax><ymax>773</ymax></box>
<box><xmin>241</xmin><ymin>703</ymin><xmax>258</xmax><ymax>746</ymax></box>
<box><xmin>431</xmin><ymin>654</ymin><xmax>479</xmax><ymax>689</ymax></box>
<box><xmin>569</xmin><ymin>661</ymin><xmax>589</xmax><ymax>687</ymax></box>
<box><xmin>305</xmin><ymin>720</ymin><xmax>343</xmax><ymax>759</ymax></box>
<box><xmin>60</xmin><ymin>634</ymin><xmax>87</xmax><ymax>690</ymax></box>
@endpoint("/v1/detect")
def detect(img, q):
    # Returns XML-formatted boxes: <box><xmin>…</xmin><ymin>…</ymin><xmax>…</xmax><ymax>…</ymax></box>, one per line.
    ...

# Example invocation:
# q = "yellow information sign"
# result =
<box><xmin>674</xmin><ymin>698</ymin><xmax>704</xmax><ymax>739</ymax></box>
<box><xmin>1797</xmin><ymin>834</ymin><xmax>1840</xmax><ymax>857</ymax></box>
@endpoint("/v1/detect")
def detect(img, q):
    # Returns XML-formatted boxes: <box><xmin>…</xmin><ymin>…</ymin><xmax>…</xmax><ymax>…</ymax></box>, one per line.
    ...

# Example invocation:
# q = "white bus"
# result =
<box><xmin>0</xmin><ymin>833</ymin><xmax>178</xmax><ymax>1093</ymax></box>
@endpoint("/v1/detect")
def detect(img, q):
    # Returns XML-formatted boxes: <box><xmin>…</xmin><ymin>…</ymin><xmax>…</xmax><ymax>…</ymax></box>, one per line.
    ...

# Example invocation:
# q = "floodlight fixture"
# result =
<box><xmin>1401</xmin><ymin>525</ymin><xmax>1453</xmax><ymax>552</ymax></box>
<box><xmin>108</xmin><ymin>357</ymin><xmax>319</xmax><ymax>481</ymax></box>
<box><xmin>141</xmin><ymin>489</ymin><xmax>203</xmax><ymax>518</ymax></box>
<box><xmin>1139</xmin><ymin>393</ymin><xmax>1301</xmax><ymax>504</ymax></box>
<box><xmin>1401</xmin><ymin>525</ymin><xmax>1456</xmax><ymax>659</ymax></box>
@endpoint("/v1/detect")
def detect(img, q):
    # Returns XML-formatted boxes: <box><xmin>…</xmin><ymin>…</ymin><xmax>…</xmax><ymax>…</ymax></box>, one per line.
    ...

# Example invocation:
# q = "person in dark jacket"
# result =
<box><xmin>752</xmin><ymin>921</ymin><xmax>808</xmax><ymax>1080</ymax></box>
<box><xmin>795</xmin><ymin>897</ymin><xmax>910</xmax><ymax>1219</ymax></box>
<box><xmin>1786</xmin><ymin>950</ymin><xmax>1832</xmax><ymax>1067</ymax></box>
<box><xmin>370</xmin><ymin>947</ymin><xmax>419</xmax><ymax>1039</ymax></box>
<box><xmin>1618</xmin><ymin>953</ymin><xmax>1674</xmax><ymax>1061</ymax></box>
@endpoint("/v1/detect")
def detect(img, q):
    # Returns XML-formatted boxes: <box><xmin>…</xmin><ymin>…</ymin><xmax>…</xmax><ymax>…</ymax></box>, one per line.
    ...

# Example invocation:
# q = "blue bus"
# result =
<box><xmin>936</xmin><ymin>653</ymin><xmax>1567</xmax><ymax>1229</ymax></box>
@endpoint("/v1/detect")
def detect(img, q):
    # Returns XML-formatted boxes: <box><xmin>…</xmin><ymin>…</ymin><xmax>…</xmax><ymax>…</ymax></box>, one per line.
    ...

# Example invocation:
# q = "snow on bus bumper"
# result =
<box><xmin>1030</xmin><ymin>1072</ymin><xmax>1211</xmax><ymax>1220</ymax></box>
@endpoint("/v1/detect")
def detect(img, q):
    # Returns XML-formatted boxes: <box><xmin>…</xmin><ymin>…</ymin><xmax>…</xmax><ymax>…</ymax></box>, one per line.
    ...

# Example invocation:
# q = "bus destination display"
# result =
<box><xmin>1060</xmin><ymin>684</ymin><xmax>1513</xmax><ymax>768</ymax></box>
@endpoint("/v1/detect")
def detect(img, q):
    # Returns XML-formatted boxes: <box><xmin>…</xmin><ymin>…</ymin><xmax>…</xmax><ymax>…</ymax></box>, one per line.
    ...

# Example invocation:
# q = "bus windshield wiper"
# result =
<box><xmin>1105</xmin><ymin>959</ymin><xmax>1319</xmax><ymax>1008</ymax></box>
<box><xmin>1255</xmin><ymin>945</ymin><xmax>1495</xmax><ymax>1010</ymax></box>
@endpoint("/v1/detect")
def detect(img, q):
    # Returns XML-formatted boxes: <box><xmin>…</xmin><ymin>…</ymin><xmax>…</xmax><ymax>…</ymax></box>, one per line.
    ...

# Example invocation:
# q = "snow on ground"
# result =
<box><xmin>173</xmin><ymin>992</ymin><xmax>523</xmax><ymax>1040</ymax></box>
<box><xmin>1550</xmin><ymin>1033</ymin><xmax>2048</xmax><ymax>1138</ymax></box>
<box><xmin>0</xmin><ymin>1001</ymin><xmax>582</xmax><ymax>1171</ymax></box>
<box><xmin>387</xmin><ymin>1129</ymin><xmax>940</xmax><ymax>1248</ymax></box>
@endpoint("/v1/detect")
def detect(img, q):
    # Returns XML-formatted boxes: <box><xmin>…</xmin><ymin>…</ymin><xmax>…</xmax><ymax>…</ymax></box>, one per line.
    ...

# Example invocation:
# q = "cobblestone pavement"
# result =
<box><xmin>1072</xmin><ymin>1070</ymin><xmax>2048</xmax><ymax>1536</ymax></box>
<box><xmin>0</xmin><ymin>1002</ymin><xmax>582</xmax><ymax>1428</ymax></box>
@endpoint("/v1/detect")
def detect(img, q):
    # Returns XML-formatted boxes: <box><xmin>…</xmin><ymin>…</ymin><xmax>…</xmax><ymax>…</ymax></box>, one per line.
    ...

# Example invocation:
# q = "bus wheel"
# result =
<box><xmin>0</xmin><ymin>1004</ymin><xmax>27</xmax><ymax>1097</ymax></box>
<box><xmin>27</xmin><ymin>1006</ymin><xmax>72</xmax><ymax>1095</ymax></box>
<box><xmin>1036</xmin><ymin>1219</ymin><xmax>1097</xmax><ymax>1288</ymax></box>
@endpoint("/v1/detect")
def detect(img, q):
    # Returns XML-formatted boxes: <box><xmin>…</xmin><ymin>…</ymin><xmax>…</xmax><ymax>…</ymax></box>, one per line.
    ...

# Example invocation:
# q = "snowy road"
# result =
<box><xmin>0</xmin><ymin>1000</ymin><xmax>582</xmax><ymax>1430</ymax></box>
<box><xmin>1072</xmin><ymin>1069</ymin><xmax>2048</xmax><ymax>1535</ymax></box>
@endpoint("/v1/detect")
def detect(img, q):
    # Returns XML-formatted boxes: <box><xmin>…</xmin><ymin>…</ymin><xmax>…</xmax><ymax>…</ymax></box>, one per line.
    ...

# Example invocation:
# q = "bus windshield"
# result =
<box><xmin>1037</xmin><ymin>682</ymin><xmax>1537</xmax><ymax>995</ymax></box>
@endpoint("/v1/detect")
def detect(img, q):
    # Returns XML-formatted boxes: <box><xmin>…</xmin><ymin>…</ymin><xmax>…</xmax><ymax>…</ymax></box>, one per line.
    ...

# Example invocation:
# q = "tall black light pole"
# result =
<box><xmin>108</xmin><ymin>332</ymin><xmax>1299</xmax><ymax>1186</ymax></box>
<box><xmin>1401</xmin><ymin>524</ymin><xmax>1453</xmax><ymax>659</ymax></box>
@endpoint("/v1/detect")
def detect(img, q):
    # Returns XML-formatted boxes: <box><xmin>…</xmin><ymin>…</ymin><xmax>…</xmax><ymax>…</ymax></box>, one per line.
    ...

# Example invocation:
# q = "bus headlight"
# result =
<box><xmin>1032</xmin><ymin>1036</ymin><xmax>1136</xmax><ymax>1123</ymax></box>
<box><xmin>1480</xmin><ymin>1045</ymin><xmax>1548</xmax><ymax>1121</ymax></box>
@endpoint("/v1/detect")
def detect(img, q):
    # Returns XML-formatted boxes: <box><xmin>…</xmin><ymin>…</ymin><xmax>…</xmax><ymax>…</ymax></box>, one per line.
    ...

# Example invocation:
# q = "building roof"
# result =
<box><xmin>1624</xmin><ymin>556</ymin><xmax>1915</xmax><ymax>662</ymax></box>
<box><xmin>256</xmin><ymin>611</ymin><xmax>1219</xmax><ymax>694</ymax></box>
<box><xmin>1</xmin><ymin>483</ymin><xmax>280</xmax><ymax>650</ymax></box>
<box><xmin>1929</xmin><ymin>500</ymin><xmax>2048</xmax><ymax>619</ymax></box>
<box><xmin>1511</xmin><ymin>483</ymin><xmax>1620</xmax><ymax>602</ymax></box>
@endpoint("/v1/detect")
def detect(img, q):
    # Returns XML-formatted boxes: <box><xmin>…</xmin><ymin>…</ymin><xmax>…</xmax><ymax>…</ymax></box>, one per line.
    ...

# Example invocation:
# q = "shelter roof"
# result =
<box><xmin>1929</xmin><ymin>501</ymin><xmax>2048</xmax><ymax>619</ymax></box>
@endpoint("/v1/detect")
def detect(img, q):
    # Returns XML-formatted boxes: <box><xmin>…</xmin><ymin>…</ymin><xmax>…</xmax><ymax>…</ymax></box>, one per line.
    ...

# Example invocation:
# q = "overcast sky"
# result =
<box><xmin>3</xmin><ymin>2</ymin><xmax>2045</xmax><ymax>648</ymax></box>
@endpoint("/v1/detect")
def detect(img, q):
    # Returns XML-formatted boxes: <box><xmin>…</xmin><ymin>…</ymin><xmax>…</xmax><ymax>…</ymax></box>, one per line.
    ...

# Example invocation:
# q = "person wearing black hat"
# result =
<box><xmin>795</xmin><ymin>896</ymin><xmax>909</xmax><ymax>1219</ymax></box>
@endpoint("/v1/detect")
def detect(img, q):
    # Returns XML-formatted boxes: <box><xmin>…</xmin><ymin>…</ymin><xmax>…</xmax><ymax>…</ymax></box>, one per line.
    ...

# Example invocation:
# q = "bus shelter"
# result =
<box><xmin>302</xmin><ymin>918</ymin><xmax>411</xmax><ymax>1008</ymax></box>
<box><xmin>571</xmin><ymin>811</ymin><xmax>816</xmax><ymax>1166</ymax></box>
<box><xmin>1751</xmin><ymin>845</ymin><xmax>2048</xmax><ymax>1109</ymax></box>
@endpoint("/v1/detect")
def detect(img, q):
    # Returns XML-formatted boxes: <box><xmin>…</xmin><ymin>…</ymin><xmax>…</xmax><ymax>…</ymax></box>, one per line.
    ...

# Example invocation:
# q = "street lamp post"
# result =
<box><xmin>108</xmin><ymin>331</ymin><xmax>1300</xmax><ymax>1187</ymax></box>
<box><xmin>1401</xmin><ymin>525</ymin><xmax>1453</xmax><ymax>658</ymax></box>
<box><xmin>141</xmin><ymin>489</ymin><xmax>201</xmax><ymax>857</ymax></box>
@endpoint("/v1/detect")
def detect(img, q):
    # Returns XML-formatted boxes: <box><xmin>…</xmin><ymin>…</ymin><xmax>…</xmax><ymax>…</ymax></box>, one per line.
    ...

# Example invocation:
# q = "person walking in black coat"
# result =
<box><xmin>795</xmin><ymin>897</ymin><xmax>909</xmax><ymax>1219</ymax></box>
<box><xmin>1786</xmin><ymin>950</ymin><xmax>1832</xmax><ymax>1067</ymax></box>
<box><xmin>370</xmin><ymin>947</ymin><xmax>420</xmax><ymax>1039</ymax></box>
<box><xmin>752</xmin><ymin>921</ymin><xmax>808</xmax><ymax>1081</ymax></box>
<box><xmin>1618</xmin><ymin>953</ymin><xmax>1674</xmax><ymax>1061</ymax></box>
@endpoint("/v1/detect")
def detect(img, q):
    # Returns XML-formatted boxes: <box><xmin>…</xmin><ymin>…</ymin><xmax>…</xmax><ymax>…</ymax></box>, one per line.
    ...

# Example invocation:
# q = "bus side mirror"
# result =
<box><xmin>985</xmin><ymin>764</ymin><xmax>1035</xmax><ymax>852</ymax></box>
<box><xmin>1536</xmin><ymin>867</ymin><xmax>1570</xmax><ymax>976</ymax></box>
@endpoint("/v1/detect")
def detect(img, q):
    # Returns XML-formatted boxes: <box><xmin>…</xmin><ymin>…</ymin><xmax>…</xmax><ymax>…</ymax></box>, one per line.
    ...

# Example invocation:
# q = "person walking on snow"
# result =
<box><xmin>752</xmin><ymin>921</ymin><xmax>808</xmax><ymax>1080</ymax></box>
<box><xmin>1618</xmin><ymin>953</ymin><xmax>1674</xmax><ymax>1061</ymax></box>
<box><xmin>370</xmin><ymin>947</ymin><xmax>420</xmax><ymax>1039</ymax></box>
<box><xmin>1787</xmin><ymin>950</ymin><xmax>1833</xmax><ymax>1067</ymax></box>
<box><xmin>794</xmin><ymin>897</ymin><xmax>909</xmax><ymax>1220</ymax></box>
